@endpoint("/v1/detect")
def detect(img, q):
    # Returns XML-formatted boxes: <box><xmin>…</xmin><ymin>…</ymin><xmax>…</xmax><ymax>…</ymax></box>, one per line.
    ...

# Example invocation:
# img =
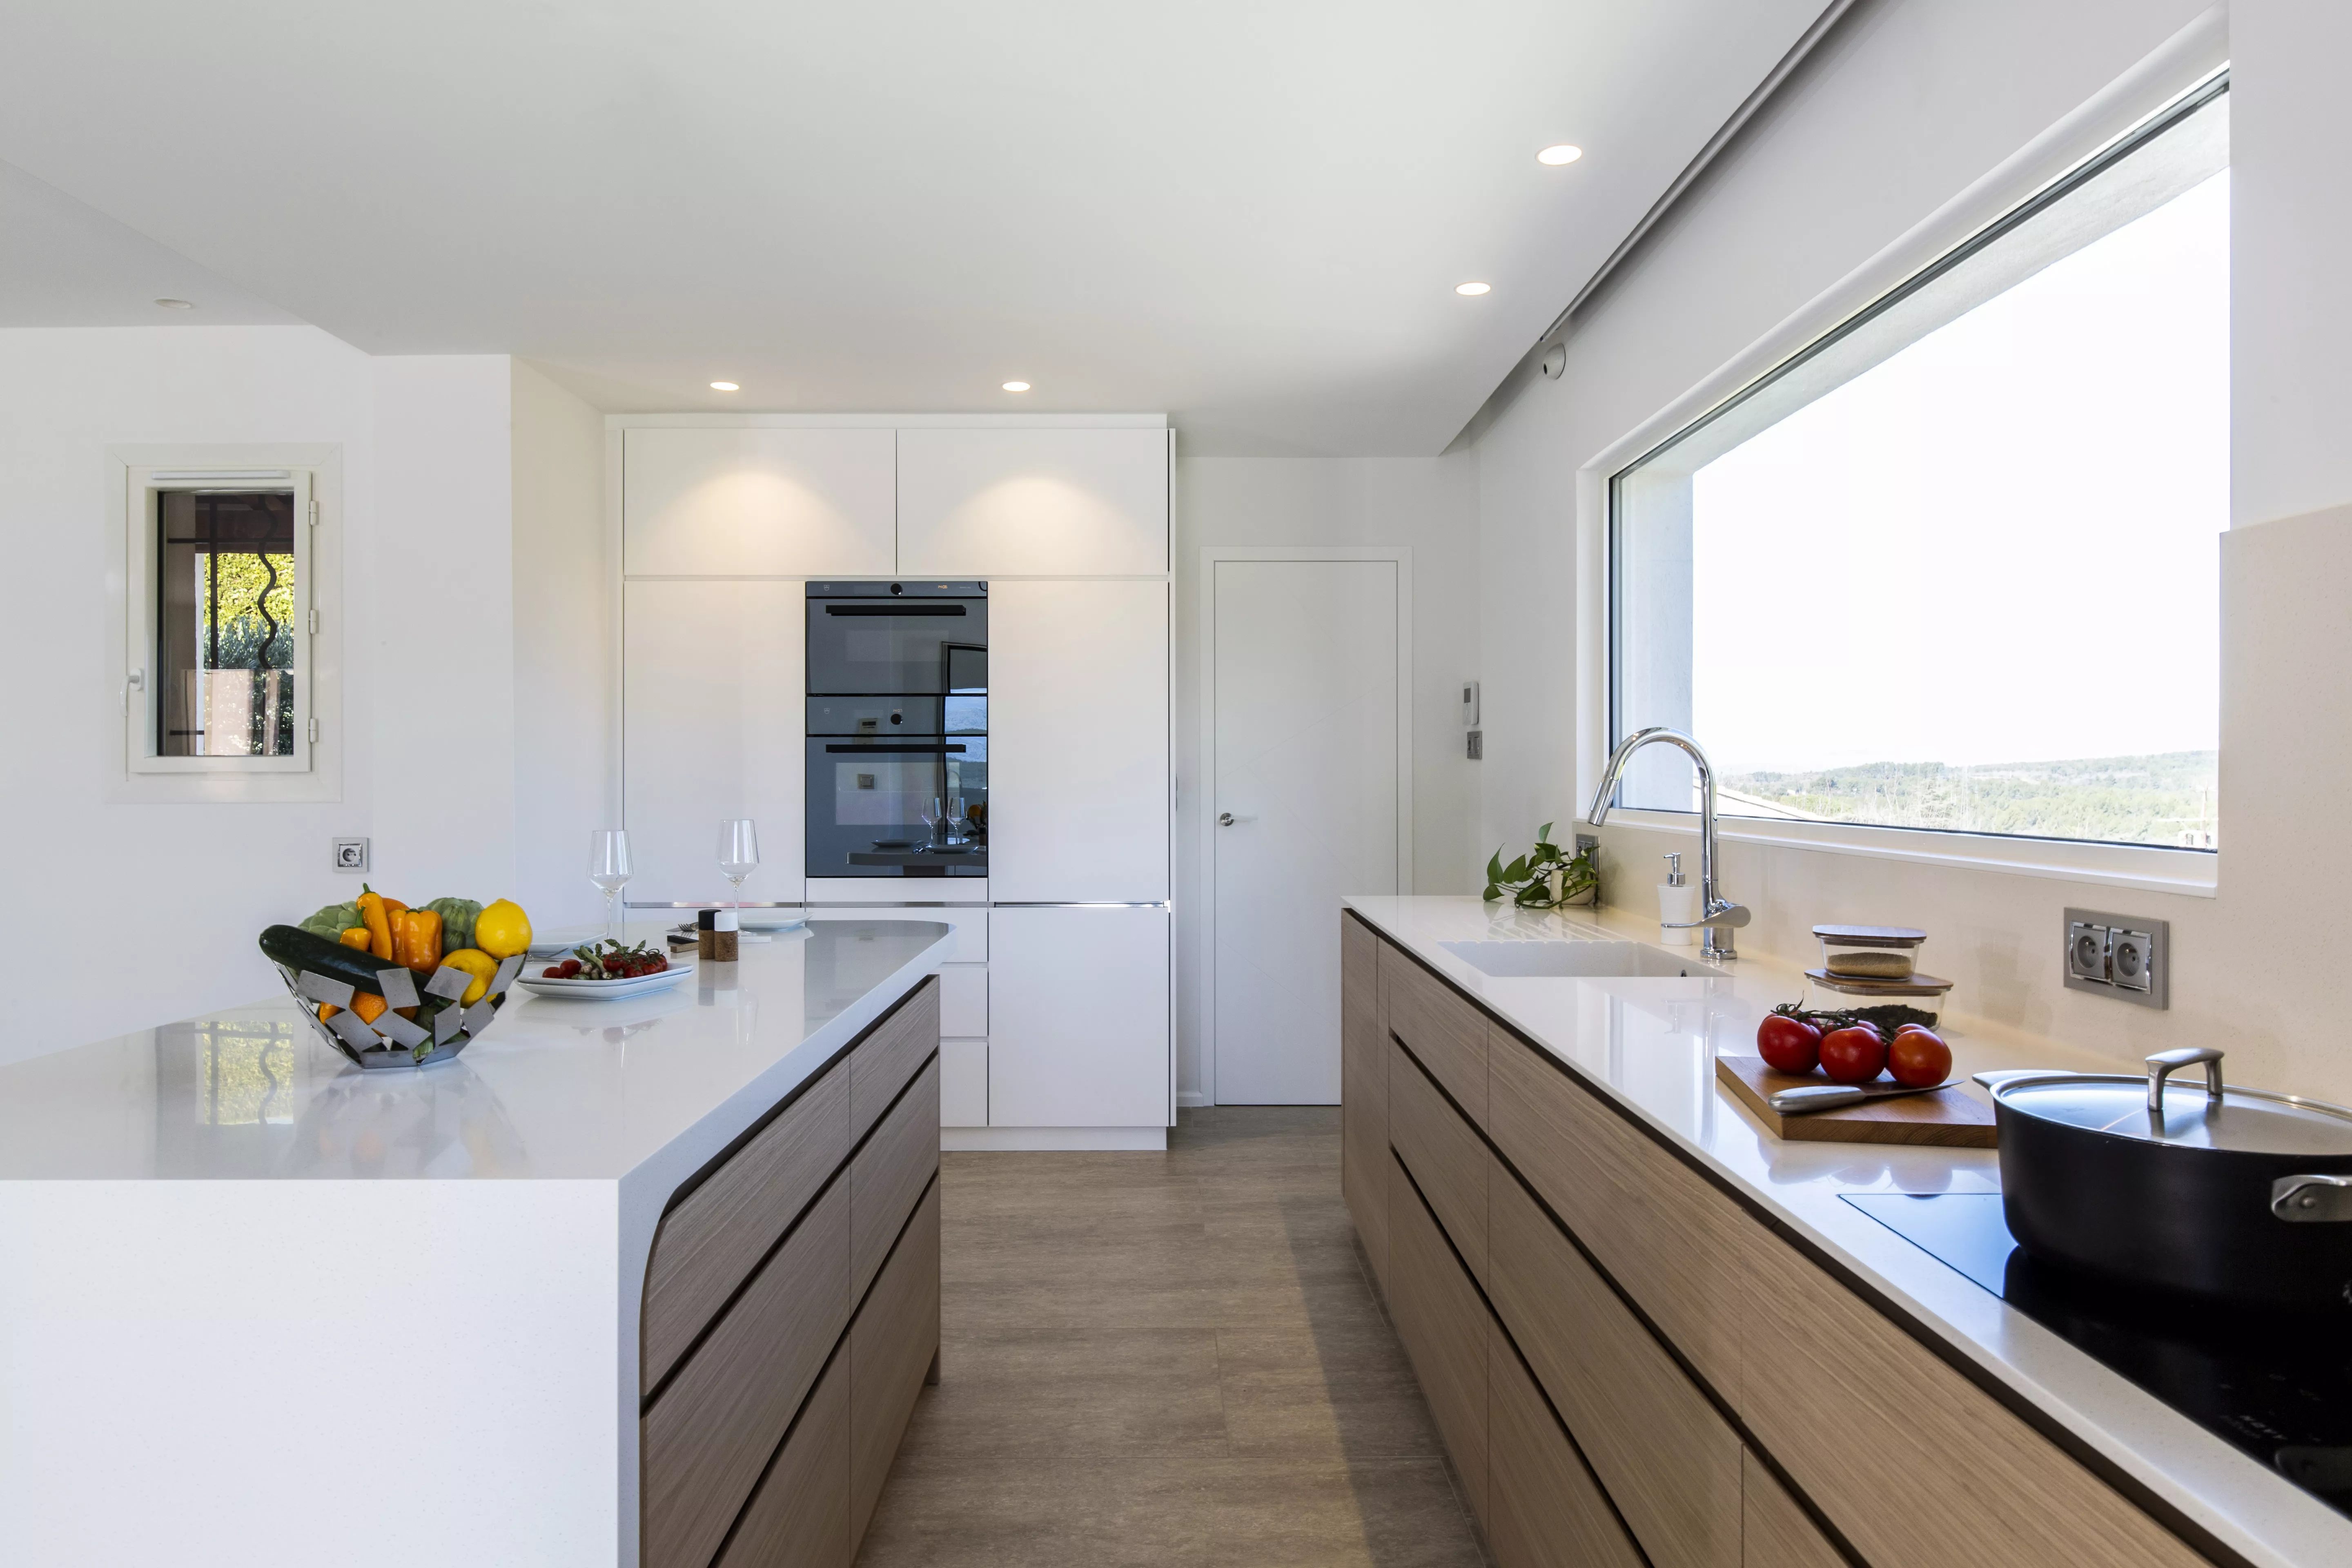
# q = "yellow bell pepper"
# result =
<box><xmin>394</xmin><ymin>907</ymin><xmax>443</xmax><ymax>975</ymax></box>
<box><xmin>340</xmin><ymin>927</ymin><xmax>372</xmax><ymax>951</ymax></box>
<box><xmin>440</xmin><ymin>948</ymin><xmax>499</xmax><ymax>1006</ymax></box>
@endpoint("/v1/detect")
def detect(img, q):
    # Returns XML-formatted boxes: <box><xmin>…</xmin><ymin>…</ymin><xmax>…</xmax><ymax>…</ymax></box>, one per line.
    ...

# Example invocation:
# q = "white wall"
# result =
<box><xmin>1173</xmin><ymin>453</ymin><xmax>1482</xmax><ymax>1102</ymax></box>
<box><xmin>0</xmin><ymin>328</ymin><xmax>542</xmax><ymax>1065</ymax></box>
<box><xmin>510</xmin><ymin>361</ymin><xmax>612</xmax><ymax>929</ymax></box>
<box><xmin>1471</xmin><ymin>0</ymin><xmax>2352</xmax><ymax>1105</ymax></box>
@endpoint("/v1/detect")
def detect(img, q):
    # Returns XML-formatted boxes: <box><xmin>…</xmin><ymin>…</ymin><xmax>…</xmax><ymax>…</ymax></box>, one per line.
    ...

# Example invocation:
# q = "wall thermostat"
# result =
<box><xmin>1461</xmin><ymin>681</ymin><xmax>1480</xmax><ymax>727</ymax></box>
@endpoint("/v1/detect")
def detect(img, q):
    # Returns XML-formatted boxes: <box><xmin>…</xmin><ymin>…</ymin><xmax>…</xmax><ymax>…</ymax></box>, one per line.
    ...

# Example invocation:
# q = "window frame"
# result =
<box><xmin>1591</xmin><ymin>68</ymin><xmax>2230</xmax><ymax>898</ymax></box>
<box><xmin>127</xmin><ymin>465</ymin><xmax>316</xmax><ymax>775</ymax></box>
<box><xmin>106</xmin><ymin>444</ymin><xmax>344</xmax><ymax>804</ymax></box>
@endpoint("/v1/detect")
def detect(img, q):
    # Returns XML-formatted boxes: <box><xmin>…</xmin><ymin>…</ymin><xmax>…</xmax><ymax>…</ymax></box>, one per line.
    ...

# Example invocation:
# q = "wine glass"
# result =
<box><xmin>717</xmin><ymin>819</ymin><xmax>760</xmax><ymax>913</ymax></box>
<box><xmin>588</xmin><ymin>829</ymin><xmax>633</xmax><ymax>943</ymax></box>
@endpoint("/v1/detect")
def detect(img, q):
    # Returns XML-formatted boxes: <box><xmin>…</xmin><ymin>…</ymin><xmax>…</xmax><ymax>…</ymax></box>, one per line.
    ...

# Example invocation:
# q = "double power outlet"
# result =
<box><xmin>2062</xmin><ymin>907</ymin><xmax>2169</xmax><ymax>1009</ymax></box>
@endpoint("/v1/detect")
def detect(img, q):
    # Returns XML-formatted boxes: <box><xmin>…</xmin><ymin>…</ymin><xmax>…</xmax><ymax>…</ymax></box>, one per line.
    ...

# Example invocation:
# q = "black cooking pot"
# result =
<box><xmin>1986</xmin><ymin>1047</ymin><xmax>2352</xmax><ymax>1310</ymax></box>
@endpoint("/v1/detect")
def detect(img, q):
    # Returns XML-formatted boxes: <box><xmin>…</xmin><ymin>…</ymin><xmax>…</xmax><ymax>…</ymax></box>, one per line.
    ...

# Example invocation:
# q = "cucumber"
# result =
<box><xmin>259</xmin><ymin>924</ymin><xmax>388</xmax><ymax>996</ymax></box>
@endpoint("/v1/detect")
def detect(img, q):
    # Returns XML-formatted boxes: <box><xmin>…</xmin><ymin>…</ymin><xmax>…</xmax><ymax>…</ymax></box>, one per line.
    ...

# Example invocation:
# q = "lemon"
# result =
<box><xmin>474</xmin><ymin>899</ymin><xmax>532</xmax><ymax>960</ymax></box>
<box><xmin>440</xmin><ymin>948</ymin><xmax>500</xmax><ymax>1005</ymax></box>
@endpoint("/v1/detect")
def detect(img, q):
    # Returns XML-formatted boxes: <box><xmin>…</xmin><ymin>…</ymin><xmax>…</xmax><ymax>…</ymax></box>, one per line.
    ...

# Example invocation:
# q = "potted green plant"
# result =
<box><xmin>1483</xmin><ymin>823</ymin><xmax>1599</xmax><ymax>908</ymax></box>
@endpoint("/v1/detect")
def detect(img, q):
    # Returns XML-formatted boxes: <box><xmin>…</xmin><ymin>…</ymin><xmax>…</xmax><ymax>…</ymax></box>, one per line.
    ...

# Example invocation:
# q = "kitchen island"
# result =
<box><xmin>0</xmin><ymin>918</ymin><xmax>952</xmax><ymax>1568</ymax></box>
<box><xmin>1344</xmin><ymin>895</ymin><xmax>2352</xmax><ymax>1568</ymax></box>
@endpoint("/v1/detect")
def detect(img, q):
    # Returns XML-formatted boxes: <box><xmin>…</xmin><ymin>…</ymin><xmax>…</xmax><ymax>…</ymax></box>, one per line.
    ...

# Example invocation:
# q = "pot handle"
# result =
<box><xmin>2272</xmin><ymin>1175</ymin><xmax>2352</xmax><ymax>1223</ymax></box>
<box><xmin>2146</xmin><ymin>1047</ymin><xmax>2223</xmax><ymax>1114</ymax></box>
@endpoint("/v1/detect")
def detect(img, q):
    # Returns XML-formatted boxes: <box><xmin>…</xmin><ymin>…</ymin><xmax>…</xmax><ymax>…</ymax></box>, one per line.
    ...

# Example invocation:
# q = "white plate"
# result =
<box><xmin>515</xmin><ymin>962</ymin><xmax>695</xmax><ymax>1002</ymax></box>
<box><xmin>743</xmin><ymin>914</ymin><xmax>808</xmax><ymax>933</ymax></box>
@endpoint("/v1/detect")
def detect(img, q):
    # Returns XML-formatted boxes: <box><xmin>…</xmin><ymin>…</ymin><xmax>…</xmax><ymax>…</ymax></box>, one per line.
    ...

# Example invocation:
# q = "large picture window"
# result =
<box><xmin>1609</xmin><ymin>80</ymin><xmax>2227</xmax><ymax>854</ymax></box>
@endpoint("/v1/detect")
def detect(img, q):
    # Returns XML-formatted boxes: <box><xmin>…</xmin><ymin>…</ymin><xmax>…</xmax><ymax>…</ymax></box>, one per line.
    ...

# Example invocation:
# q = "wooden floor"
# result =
<box><xmin>856</xmin><ymin>1106</ymin><xmax>1491</xmax><ymax>1567</ymax></box>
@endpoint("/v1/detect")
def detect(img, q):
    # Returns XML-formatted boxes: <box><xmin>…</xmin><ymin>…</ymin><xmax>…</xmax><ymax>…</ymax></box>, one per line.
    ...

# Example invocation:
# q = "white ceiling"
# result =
<box><xmin>0</xmin><ymin>1</ymin><xmax>1829</xmax><ymax>454</ymax></box>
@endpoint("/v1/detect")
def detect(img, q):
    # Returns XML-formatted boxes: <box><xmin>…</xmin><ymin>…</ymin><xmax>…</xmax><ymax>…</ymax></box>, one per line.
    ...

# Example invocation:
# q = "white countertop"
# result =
<box><xmin>0</xmin><ymin>917</ymin><xmax>953</xmax><ymax>1188</ymax></box>
<box><xmin>1343</xmin><ymin>895</ymin><xmax>2352</xmax><ymax>1568</ymax></box>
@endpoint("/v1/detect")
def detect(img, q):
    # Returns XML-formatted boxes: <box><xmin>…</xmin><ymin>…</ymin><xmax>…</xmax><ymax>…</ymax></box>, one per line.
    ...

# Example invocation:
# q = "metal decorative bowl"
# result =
<box><xmin>272</xmin><ymin>952</ymin><xmax>525</xmax><ymax>1071</ymax></box>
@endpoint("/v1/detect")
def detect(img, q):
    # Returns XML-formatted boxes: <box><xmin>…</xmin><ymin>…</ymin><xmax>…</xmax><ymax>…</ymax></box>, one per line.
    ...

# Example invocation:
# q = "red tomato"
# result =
<box><xmin>1886</xmin><ymin>1028</ymin><xmax>1952</xmax><ymax>1088</ymax></box>
<box><xmin>1818</xmin><ymin>1025</ymin><xmax>1888</xmax><ymax>1084</ymax></box>
<box><xmin>1757</xmin><ymin>1014</ymin><xmax>1822</xmax><ymax>1074</ymax></box>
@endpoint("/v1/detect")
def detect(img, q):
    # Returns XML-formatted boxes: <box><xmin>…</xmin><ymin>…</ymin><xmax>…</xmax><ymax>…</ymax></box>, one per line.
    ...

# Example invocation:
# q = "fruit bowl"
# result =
<box><xmin>272</xmin><ymin>954</ymin><xmax>524</xmax><ymax>1069</ymax></box>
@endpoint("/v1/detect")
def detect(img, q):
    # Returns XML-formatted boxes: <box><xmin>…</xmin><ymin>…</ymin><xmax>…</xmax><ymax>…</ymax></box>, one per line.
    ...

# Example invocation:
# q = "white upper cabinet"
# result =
<box><xmin>896</xmin><ymin>428</ymin><xmax>1167</xmax><ymax>577</ymax></box>
<box><xmin>624</xmin><ymin>428</ymin><xmax>895</xmax><ymax>576</ymax></box>
<box><xmin>987</xmin><ymin>579</ymin><xmax>1169</xmax><ymax>902</ymax></box>
<box><xmin>622</xmin><ymin>580</ymin><xmax>806</xmax><ymax>904</ymax></box>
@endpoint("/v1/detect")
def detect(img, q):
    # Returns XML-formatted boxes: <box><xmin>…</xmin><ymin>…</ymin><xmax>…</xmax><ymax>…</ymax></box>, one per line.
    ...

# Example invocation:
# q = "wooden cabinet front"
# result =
<box><xmin>1340</xmin><ymin>911</ymin><xmax>1388</xmax><ymax>1291</ymax></box>
<box><xmin>643</xmin><ymin>1065</ymin><xmax>851</xmax><ymax>1393</ymax></box>
<box><xmin>1489</xmin><ymin>1160</ymin><xmax>1742</xmax><ymax>1568</ymax></box>
<box><xmin>1486</xmin><ymin>1029</ymin><xmax>1744</xmax><ymax>1405</ymax></box>
<box><xmin>852</xmin><ymin>1055</ymin><xmax>941</xmax><ymax>1300</ymax></box>
<box><xmin>851</xmin><ymin>1177</ymin><xmax>944</xmax><ymax>1544</ymax></box>
<box><xmin>642</xmin><ymin>1182</ymin><xmax>852</xmax><ymax>1568</ymax></box>
<box><xmin>1737</xmin><ymin>1212</ymin><xmax>2208</xmax><ymax>1568</ymax></box>
<box><xmin>1489</xmin><ymin>1319</ymin><xmax>1646</xmax><ymax>1568</ymax></box>
<box><xmin>1388</xmin><ymin>1037</ymin><xmax>1488</xmax><ymax>1285</ymax></box>
<box><xmin>1388</xmin><ymin>1154</ymin><xmax>1488</xmax><ymax>1527</ymax></box>
<box><xmin>1381</xmin><ymin>944</ymin><xmax>1486</xmax><ymax>1125</ymax></box>
<box><xmin>713</xmin><ymin>1350</ymin><xmax>852</xmax><ymax>1568</ymax></box>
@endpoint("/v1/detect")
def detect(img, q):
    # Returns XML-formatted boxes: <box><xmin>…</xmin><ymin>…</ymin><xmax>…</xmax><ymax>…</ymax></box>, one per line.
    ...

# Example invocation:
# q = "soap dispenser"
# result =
<box><xmin>1659</xmin><ymin>853</ymin><xmax>1699</xmax><ymax>947</ymax></box>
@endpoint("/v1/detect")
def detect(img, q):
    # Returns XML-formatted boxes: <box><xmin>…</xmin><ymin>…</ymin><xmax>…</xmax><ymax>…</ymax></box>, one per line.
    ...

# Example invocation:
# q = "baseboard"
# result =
<box><xmin>940</xmin><ymin>1126</ymin><xmax>1169</xmax><ymax>1152</ymax></box>
<box><xmin>1176</xmin><ymin>1091</ymin><xmax>1209</xmax><ymax>1109</ymax></box>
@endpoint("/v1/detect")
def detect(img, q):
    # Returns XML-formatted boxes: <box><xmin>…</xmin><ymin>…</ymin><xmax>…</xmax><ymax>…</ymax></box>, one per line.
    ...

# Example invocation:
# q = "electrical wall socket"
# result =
<box><xmin>1466</xmin><ymin>729</ymin><xmax>1483</xmax><ymax>761</ymax></box>
<box><xmin>2062</xmin><ymin>906</ymin><xmax>2168</xmax><ymax>1009</ymax></box>
<box><xmin>333</xmin><ymin>837</ymin><xmax>370</xmax><ymax>873</ymax></box>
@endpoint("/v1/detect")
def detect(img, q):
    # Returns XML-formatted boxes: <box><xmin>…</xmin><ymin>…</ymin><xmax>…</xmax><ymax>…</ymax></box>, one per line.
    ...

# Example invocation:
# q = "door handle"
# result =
<box><xmin>1218</xmin><ymin>813</ymin><xmax>1256</xmax><ymax>826</ymax></box>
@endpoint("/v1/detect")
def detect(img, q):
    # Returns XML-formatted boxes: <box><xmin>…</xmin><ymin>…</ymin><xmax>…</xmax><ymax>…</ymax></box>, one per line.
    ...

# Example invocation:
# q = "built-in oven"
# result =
<box><xmin>805</xmin><ymin>581</ymin><xmax>987</xmax><ymax>878</ymax></box>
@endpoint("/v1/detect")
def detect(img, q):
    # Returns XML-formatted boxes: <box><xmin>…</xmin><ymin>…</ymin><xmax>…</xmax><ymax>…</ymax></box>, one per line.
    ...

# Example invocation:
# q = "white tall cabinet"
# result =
<box><xmin>618</xmin><ymin>418</ymin><xmax>1173</xmax><ymax>1150</ymax></box>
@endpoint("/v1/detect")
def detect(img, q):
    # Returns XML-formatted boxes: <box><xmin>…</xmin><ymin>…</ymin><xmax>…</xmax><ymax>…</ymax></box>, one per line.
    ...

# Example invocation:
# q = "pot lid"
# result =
<box><xmin>1997</xmin><ymin>1054</ymin><xmax>2352</xmax><ymax>1156</ymax></box>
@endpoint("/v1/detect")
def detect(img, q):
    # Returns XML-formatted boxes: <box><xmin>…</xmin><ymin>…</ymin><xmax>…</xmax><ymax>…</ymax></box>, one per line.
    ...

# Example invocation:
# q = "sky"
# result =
<box><xmin>1681</xmin><ymin>169</ymin><xmax>2230</xmax><ymax>775</ymax></box>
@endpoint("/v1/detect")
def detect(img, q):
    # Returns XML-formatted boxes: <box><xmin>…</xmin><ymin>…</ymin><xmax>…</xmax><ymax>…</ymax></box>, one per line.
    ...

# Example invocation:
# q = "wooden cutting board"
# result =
<box><xmin>1715</xmin><ymin>1056</ymin><xmax>1997</xmax><ymax>1147</ymax></box>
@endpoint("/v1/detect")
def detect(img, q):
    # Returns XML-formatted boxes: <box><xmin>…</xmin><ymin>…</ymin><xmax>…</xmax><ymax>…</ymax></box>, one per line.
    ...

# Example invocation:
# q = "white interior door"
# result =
<box><xmin>1212</xmin><ymin>559</ymin><xmax>1400</xmax><ymax>1104</ymax></box>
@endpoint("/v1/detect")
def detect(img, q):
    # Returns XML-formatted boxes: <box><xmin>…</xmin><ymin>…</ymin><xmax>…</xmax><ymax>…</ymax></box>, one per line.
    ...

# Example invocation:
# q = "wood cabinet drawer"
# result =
<box><xmin>1737</xmin><ymin>1217</ymin><xmax>2207</xmax><ymax>1568</ymax></box>
<box><xmin>643</xmin><ymin>1180</ymin><xmax>851</xmax><ymax>1568</ymax></box>
<box><xmin>643</xmin><ymin>1065</ymin><xmax>851</xmax><ymax>1393</ymax></box>
<box><xmin>1341</xmin><ymin>913</ymin><xmax>1388</xmax><ymax>1290</ymax></box>
<box><xmin>851</xmin><ymin>1176</ymin><xmax>942</xmax><ymax>1548</ymax></box>
<box><xmin>1741</xmin><ymin>1451</ymin><xmax>1840</xmax><ymax>1568</ymax></box>
<box><xmin>1382</xmin><ymin>943</ymin><xmax>1485</xmax><ymax>1125</ymax></box>
<box><xmin>1388</xmin><ymin>1152</ymin><xmax>1488</xmax><ymax>1526</ymax></box>
<box><xmin>852</xmin><ymin>978</ymin><xmax>940</xmax><ymax>1143</ymax></box>
<box><xmin>1489</xmin><ymin>1161</ymin><xmax>1741</xmax><ymax>1568</ymax></box>
<box><xmin>1388</xmin><ymin>1037</ymin><xmax>1487</xmax><ymax>1283</ymax></box>
<box><xmin>1489</xmin><ymin>1319</ymin><xmax>1644</xmax><ymax>1568</ymax></box>
<box><xmin>852</xmin><ymin>1054</ymin><xmax>940</xmax><ymax>1300</ymax></box>
<box><xmin>1487</xmin><ymin>1033</ymin><xmax>1744</xmax><ymax>1404</ymax></box>
<box><xmin>712</xmin><ymin>1348</ymin><xmax>851</xmax><ymax>1568</ymax></box>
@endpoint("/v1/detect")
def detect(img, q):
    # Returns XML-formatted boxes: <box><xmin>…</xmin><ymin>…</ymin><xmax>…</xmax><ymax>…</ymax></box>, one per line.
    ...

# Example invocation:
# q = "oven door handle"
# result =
<box><xmin>822</xmin><ymin>743</ymin><xmax>967</xmax><ymax>753</ymax></box>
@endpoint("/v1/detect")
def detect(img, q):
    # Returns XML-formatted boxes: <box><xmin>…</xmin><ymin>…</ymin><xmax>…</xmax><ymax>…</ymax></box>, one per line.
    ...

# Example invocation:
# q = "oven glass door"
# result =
<box><xmin>806</xmin><ymin>737</ymin><xmax>988</xmax><ymax>878</ymax></box>
<box><xmin>807</xmin><ymin>597</ymin><xmax>988</xmax><ymax>694</ymax></box>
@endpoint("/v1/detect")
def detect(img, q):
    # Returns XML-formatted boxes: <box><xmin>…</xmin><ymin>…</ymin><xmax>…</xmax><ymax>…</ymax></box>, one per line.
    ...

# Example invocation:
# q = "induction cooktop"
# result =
<box><xmin>1843</xmin><ymin>1191</ymin><xmax>2352</xmax><ymax>1517</ymax></box>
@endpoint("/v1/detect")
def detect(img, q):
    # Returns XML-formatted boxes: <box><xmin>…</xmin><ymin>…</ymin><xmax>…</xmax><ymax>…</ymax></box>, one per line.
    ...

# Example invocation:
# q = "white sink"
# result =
<box><xmin>1438</xmin><ymin>940</ymin><xmax>1724</xmax><ymax>980</ymax></box>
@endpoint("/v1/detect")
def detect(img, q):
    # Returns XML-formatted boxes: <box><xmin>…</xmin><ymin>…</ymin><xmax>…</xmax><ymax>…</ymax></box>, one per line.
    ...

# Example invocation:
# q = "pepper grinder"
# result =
<box><xmin>1658</xmin><ymin>852</ymin><xmax>1699</xmax><ymax>947</ymax></box>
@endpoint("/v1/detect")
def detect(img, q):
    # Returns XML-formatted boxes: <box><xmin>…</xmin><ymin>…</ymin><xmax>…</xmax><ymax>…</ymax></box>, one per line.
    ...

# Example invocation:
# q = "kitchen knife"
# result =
<box><xmin>1769</xmin><ymin>1080</ymin><xmax>1960</xmax><ymax>1115</ymax></box>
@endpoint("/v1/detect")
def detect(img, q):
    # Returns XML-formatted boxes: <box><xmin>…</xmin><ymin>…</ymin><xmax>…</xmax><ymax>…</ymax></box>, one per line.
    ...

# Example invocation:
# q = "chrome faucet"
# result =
<box><xmin>1585</xmin><ymin>726</ymin><xmax>1751</xmax><ymax>961</ymax></box>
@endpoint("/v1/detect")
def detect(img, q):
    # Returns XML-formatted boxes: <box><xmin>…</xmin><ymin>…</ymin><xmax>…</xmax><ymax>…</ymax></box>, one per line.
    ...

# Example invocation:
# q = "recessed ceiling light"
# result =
<box><xmin>709</xmin><ymin>381</ymin><xmax>739</xmax><ymax>391</ymax></box>
<box><xmin>1002</xmin><ymin>381</ymin><xmax>1031</xmax><ymax>392</ymax></box>
<box><xmin>1456</xmin><ymin>282</ymin><xmax>1491</xmax><ymax>296</ymax></box>
<box><xmin>155</xmin><ymin>297</ymin><xmax>194</xmax><ymax>309</ymax></box>
<box><xmin>1536</xmin><ymin>145</ymin><xmax>1583</xmax><ymax>166</ymax></box>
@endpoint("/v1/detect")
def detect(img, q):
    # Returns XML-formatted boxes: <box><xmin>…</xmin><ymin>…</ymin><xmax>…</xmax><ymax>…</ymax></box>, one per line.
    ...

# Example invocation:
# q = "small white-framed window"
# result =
<box><xmin>1607</xmin><ymin>76</ymin><xmax>2227</xmax><ymax>863</ymax></box>
<box><xmin>125</xmin><ymin>465</ymin><xmax>315</xmax><ymax>773</ymax></box>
